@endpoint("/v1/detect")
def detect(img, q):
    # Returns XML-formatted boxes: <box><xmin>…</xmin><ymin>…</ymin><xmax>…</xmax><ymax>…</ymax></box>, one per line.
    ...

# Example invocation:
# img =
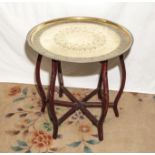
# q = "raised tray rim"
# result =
<box><xmin>27</xmin><ymin>16</ymin><xmax>134</xmax><ymax>63</ymax></box>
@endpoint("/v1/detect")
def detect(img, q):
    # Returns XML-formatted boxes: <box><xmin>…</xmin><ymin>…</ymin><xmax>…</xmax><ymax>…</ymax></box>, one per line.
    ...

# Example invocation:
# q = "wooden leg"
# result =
<box><xmin>97</xmin><ymin>68</ymin><xmax>102</xmax><ymax>100</ymax></box>
<box><xmin>47</xmin><ymin>60</ymin><xmax>58</xmax><ymax>139</ymax></box>
<box><xmin>113</xmin><ymin>54</ymin><xmax>126</xmax><ymax>117</ymax></box>
<box><xmin>98</xmin><ymin>61</ymin><xmax>109</xmax><ymax>141</ymax></box>
<box><xmin>57</xmin><ymin>61</ymin><xmax>64</xmax><ymax>97</ymax></box>
<box><xmin>35</xmin><ymin>54</ymin><xmax>46</xmax><ymax>113</ymax></box>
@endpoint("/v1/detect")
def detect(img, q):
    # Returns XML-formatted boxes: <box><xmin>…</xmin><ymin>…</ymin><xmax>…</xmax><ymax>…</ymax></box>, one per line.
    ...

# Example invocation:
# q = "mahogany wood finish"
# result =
<box><xmin>47</xmin><ymin>60</ymin><xmax>58</xmax><ymax>138</ymax></box>
<box><xmin>98</xmin><ymin>61</ymin><xmax>109</xmax><ymax>140</ymax></box>
<box><xmin>35</xmin><ymin>54</ymin><xmax>126</xmax><ymax>141</ymax></box>
<box><xmin>57</xmin><ymin>61</ymin><xmax>64</xmax><ymax>97</ymax></box>
<box><xmin>113</xmin><ymin>55</ymin><xmax>126</xmax><ymax>117</ymax></box>
<box><xmin>97</xmin><ymin>69</ymin><xmax>103</xmax><ymax>100</ymax></box>
<box><xmin>35</xmin><ymin>54</ymin><xmax>47</xmax><ymax>112</ymax></box>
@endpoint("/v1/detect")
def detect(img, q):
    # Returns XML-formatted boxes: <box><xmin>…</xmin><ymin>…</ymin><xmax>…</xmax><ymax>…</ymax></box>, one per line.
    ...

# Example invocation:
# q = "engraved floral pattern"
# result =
<box><xmin>39</xmin><ymin>22</ymin><xmax>121</xmax><ymax>59</ymax></box>
<box><xmin>54</xmin><ymin>27</ymin><xmax>105</xmax><ymax>51</ymax></box>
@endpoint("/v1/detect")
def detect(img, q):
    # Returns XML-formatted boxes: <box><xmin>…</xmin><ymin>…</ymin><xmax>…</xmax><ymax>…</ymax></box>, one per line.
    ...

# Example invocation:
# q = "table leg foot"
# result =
<box><xmin>113</xmin><ymin>107</ymin><xmax>119</xmax><ymax>117</ymax></box>
<box><xmin>97</xmin><ymin>125</ymin><xmax>103</xmax><ymax>141</ymax></box>
<box><xmin>52</xmin><ymin>125</ymin><xmax>58</xmax><ymax>139</ymax></box>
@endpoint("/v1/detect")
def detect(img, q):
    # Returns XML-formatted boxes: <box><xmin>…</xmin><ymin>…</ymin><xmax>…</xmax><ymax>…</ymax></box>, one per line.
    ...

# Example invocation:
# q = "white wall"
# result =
<box><xmin>0</xmin><ymin>1</ymin><xmax>155</xmax><ymax>94</ymax></box>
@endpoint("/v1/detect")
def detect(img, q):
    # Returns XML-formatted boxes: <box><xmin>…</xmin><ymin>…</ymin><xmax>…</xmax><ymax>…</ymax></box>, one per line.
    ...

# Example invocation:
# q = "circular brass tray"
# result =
<box><xmin>27</xmin><ymin>17</ymin><xmax>133</xmax><ymax>63</ymax></box>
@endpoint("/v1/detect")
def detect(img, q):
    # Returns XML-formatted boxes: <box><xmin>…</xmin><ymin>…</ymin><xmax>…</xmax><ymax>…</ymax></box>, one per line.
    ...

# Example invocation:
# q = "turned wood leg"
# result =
<box><xmin>113</xmin><ymin>54</ymin><xmax>126</xmax><ymax>117</ymax></box>
<box><xmin>47</xmin><ymin>60</ymin><xmax>58</xmax><ymax>139</ymax></box>
<box><xmin>57</xmin><ymin>61</ymin><xmax>64</xmax><ymax>97</ymax></box>
<box><xmin>97</xmin><ymin>69</ymin><xmax>102</xmax><ymax>100</ymax></box>
<box><xmin>35</xmin><ymin>54</ymin><xmax>47</xmax><ymax>113</ymax></box>
<box><xmin>98</xmin><ymin>61</ymin><xmax>109</xmax><ymax>141</ymax></box>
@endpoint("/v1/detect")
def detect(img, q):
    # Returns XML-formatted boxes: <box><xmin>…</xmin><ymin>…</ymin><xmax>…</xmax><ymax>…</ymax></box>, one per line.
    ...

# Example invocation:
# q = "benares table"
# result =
<box><xmin>27</xmin><ymin>17</ymin><xmax>133</xmax><ymax>141</ymax></box>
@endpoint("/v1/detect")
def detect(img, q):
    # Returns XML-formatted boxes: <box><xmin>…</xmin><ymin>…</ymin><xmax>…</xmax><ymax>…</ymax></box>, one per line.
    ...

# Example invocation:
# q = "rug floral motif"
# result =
<box><xmin>0</xmin><ymin>83</ymin><xmax>155</xmax><ymax>153</ymax></box>
<box><xmin>0</xmin><ymin>84</ymin><xmax>102</xmax><ymax>153</ymax></box>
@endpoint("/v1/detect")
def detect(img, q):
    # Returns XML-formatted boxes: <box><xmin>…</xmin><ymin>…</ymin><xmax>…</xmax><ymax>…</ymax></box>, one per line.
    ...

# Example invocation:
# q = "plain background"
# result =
<box><xmin>0</xmin><ymin>1</ymin><xmax>155</xmax><ymax>94</ymax></box>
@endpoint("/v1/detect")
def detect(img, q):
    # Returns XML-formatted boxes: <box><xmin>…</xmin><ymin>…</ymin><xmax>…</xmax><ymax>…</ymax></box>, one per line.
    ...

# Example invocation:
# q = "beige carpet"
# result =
<box><xmin>0</xmin><ymin>82</ymin><xmax>155</xmax><ymax>153</ymax></box>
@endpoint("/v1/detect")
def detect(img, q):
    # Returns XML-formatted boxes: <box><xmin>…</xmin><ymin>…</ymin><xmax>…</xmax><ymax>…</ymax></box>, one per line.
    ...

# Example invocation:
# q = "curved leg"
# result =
<box><xmin>35</xmin><ymin>54</ymin><xmax>46</xmax><ymax>113</ymax></box>
<box><xmin>113</xmin><ymin>54</ymin><xmax>126</xmax><ymax>117</ymax></box>
<box><xmin>98</xmin><ymin>61</ymin><xmax>109</xmax><ymax>141</ymax></box>
<box><xmin>47</xmin><ymin>60</ymin><xmax>58</xmax><ymax>139</ymax></box>
<box><xmin>57</xmin><ymin>61</ymin><xmax>64</xmax><ymax>97</ymax></box>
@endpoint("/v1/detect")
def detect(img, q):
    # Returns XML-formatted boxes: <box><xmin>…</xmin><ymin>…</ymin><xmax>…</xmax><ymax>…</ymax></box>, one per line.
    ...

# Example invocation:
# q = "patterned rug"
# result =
<box><xmin>0</xmin><ymin>82</ymin><xmax>155</xmax><ymax>153</ymax></box>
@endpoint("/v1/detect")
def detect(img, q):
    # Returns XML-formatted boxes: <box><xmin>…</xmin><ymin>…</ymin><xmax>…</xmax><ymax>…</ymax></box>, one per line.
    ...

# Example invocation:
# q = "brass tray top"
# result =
<box><xmin>27</xmin><ymin>17</ymin><xmax>133</xmax><ymax>63</ymax></box>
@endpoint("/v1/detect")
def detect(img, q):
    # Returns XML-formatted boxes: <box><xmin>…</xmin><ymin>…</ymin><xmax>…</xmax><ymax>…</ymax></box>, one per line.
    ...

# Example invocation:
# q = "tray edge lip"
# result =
<box><xmin>26</xmin><ymin>16</ymin><xmax>134</xmax><ymax>63</ymax></box>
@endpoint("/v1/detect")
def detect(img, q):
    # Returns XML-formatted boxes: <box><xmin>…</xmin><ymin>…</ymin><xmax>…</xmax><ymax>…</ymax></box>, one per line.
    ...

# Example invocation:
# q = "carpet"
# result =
<box><xmin>0</xmin><ymin>82</ymin><xmax>155</xmax><ymax>153</ymax></box>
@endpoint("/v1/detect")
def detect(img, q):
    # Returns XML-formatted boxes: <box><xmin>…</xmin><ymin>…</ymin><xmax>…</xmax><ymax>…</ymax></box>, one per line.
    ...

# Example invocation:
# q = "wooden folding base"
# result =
<box><xmin>35</xmin><ymin>54</ymin><xmax>126</xmax><ymax>141</ymax></box>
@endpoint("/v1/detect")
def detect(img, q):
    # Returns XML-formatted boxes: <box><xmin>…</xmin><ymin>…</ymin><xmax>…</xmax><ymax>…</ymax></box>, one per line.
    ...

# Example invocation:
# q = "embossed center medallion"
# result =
<box><xmin>54</xmin><ymin>27</ymin><xmax>105</xmax><ymax>51</ymax></box>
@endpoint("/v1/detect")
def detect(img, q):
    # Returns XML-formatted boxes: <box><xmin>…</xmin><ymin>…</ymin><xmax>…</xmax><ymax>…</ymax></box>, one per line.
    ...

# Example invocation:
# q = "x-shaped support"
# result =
<box><xmin>35</xmin><ymin>54</ymin><xmax>126</xmax><ymax>141</ymax></box>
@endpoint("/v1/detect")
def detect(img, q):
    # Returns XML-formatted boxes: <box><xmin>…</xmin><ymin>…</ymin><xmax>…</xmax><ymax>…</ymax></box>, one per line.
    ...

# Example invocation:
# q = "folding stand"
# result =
<box><xmin>35</xmin><ymin>54</ymin><xmax>126</xmax><ymax>141</ymax></box>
